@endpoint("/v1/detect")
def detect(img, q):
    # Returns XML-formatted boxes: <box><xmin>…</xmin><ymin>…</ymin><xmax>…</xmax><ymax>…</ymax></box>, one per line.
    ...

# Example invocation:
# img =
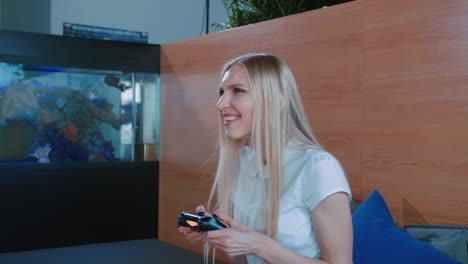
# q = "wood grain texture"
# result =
<box><xmin>159</xmin><ymin>1</ymin><xmax>363</xmax><ymax>258</ymax></box>
<box><xmin>363</xmin><ymin>0</ymin><xmax>468</xmax><ymax>225</ymax></box>
<box><xmin>159</xmin><ymin>0</ymin><xmax>468</xmax><ymax>259</ymax></box>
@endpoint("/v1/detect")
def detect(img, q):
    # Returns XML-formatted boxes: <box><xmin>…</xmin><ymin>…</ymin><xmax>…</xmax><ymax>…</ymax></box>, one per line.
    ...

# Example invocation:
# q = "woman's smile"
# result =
<box><xmin>223</xmin><ymin>113</ymin><xmax>241</xmax><ymax>126</ymax></box>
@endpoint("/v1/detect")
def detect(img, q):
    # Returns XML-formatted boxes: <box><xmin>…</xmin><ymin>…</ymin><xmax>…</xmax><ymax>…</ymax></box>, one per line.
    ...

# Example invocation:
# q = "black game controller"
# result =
<box><xmin>178</xmin><ymin>211</ymin><xmax>228</xmax><ymax>232</ymax></box>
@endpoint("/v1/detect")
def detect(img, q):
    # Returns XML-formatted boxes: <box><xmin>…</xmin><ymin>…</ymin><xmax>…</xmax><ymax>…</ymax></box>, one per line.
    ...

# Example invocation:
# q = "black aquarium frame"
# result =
<box><xmin>0</xmin><ymin>30</ymin><xmax>160</xmax><ymax>252</ymax></box>
<box><xmin>0</xmin><ymin>29</ymin><xmax>160</xmax><ymax>72</ymax></box>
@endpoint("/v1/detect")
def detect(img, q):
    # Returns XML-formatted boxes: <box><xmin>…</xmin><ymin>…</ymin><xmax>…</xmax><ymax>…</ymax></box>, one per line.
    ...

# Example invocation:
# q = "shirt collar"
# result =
<box><xmin>239</xmin><ymin>141</ymin><xmax>321</xmax><ymax>179</ymax></box>
<box><xmin>240</xmin><ymin>142</ymin><xmax>297</xmax><ymax>179</ymax></box>
<box><xmin>239</xmin><ymin>146</ymin><xmax>267</xmax><ymax>179</ymax></box>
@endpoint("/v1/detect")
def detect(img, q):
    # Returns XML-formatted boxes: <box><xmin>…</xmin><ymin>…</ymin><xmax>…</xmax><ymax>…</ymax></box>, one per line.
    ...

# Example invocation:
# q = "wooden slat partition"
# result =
<box><xmin>362</xmin><ymin>0</ymin><xmax>468</xmax><ymax>225</ymax></box>
<box><xmin>159</xmin><ymin>0</ymin><xmax>468</xmax><ymax>257</ymax></box>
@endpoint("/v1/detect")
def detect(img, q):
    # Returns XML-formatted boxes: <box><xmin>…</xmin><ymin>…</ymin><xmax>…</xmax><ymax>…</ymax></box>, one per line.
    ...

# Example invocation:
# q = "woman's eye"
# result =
<box><xmin>218</xmin><ymin>89</ymin><xmax>224</xmax><ymax>97</ymax></box>
<box><xmin>233</xmin><ymin>88</ymin><xmax>244</xmax><ymax>94</ymax></box>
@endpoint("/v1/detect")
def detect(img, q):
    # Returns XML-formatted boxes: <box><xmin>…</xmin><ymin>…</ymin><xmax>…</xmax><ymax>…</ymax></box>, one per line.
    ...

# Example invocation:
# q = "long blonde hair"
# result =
<box><xmin>207</xmin><ymin>52</ymin><xmax>321</xmax><ymax>241</ymax></box>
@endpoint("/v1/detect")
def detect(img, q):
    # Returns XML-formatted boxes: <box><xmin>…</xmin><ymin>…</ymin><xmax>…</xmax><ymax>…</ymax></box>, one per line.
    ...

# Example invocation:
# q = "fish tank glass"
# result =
<box><xmin>0</xmin><ymin>62</ymin><xmax>160</xmax><ymax>163</ymax></box>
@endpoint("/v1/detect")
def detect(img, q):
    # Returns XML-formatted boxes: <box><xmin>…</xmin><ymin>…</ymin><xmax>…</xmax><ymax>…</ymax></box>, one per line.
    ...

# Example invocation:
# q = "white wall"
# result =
<box><xmin>50</xmin><ymin>0</ymin><xmax>228</xmax><ymax>44</ymax></box>
<box><xmin>1</xmin><ymin>0</ymin><xmax>51</xmax><ymax>34</ymax></box>
<box><xmin>0</xmin><ymin>0</ymin><xmax>228</xmax><ymax>44</ymax></box>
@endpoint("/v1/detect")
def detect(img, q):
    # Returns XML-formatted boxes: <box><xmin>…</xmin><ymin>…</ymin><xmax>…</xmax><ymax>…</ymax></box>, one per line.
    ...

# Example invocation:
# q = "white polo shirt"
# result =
<box><xmin>232</xmin><ymin>142</ymin><xmax>351</xmax><ymax>263</ymax></box>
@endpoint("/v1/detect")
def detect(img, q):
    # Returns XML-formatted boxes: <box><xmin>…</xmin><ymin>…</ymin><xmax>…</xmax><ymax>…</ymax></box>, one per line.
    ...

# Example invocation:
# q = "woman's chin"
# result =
<box><xmin>225</xmin><ymin>131</ymin><xmax>250</xmax><ymax>142</ymax></box>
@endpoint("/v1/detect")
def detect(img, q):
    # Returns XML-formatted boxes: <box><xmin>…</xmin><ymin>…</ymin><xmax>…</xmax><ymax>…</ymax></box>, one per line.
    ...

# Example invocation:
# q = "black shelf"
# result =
<box><xmin>0</xmin><ymin>161</ymin><xmax>158</xmax><ymax>252</ymax></box>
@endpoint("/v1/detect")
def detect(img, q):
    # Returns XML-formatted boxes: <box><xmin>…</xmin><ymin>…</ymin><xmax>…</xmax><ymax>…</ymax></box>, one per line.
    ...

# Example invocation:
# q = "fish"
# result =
<box><xmin>104</xmin><ymin>75</ymin><xmax>131</xmax><ymax>91</ymax></box>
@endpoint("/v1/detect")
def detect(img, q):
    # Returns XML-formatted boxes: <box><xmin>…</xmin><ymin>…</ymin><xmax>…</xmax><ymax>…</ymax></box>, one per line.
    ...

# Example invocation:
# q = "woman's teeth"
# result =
<box><xmin>224</xmin><ymin>116</ymin><xmax>240</xmax><ymax>123</ymax></box>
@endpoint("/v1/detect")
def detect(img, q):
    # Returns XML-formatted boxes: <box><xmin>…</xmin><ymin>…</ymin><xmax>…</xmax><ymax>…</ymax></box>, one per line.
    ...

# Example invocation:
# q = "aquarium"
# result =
<box><xmin>0</xmin><ymin>63</ymin><xmax>159</xmax><ymax>163</ymax></box>
<box><xmin>0</xmin><ymin>31</ymin><xmax>160</xmax><ymax>253</ymax></box>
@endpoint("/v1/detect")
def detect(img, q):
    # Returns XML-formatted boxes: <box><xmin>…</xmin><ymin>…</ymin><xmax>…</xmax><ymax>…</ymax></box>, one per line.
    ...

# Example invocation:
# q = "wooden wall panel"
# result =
<box><xmin>159</xmin><ymin>1</ymin><xmax>364</xmax><ymax>257</ymax></box>
<box><xmin>159</xmin><ymin>52</ymin><xmax>221</xmax><ymax>255</ymax></box>
<box><xmin>363</xmin><ymin>0</ymin><xmax>468</xmax><ymax>225</ymax></box>
<box><xmin>159</xmin><ymin>0</ymin><xmax>468</xmax><ymax>259</ymax></box>
<box><xmin>287</xmin><ymin>3</ymin><xmax>364</xmax><ymax>201</ymax></box>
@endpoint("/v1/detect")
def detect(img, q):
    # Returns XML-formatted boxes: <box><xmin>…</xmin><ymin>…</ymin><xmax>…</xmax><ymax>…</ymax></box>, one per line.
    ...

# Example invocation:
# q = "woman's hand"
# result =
<box><xmin>178</xmin><ymin>205</ymin><xmax>208</xmax><ymax>244</ymax></box>
<box><xmin>206</xmin><ymin>212</ymin><xmax>266</xmax><ymax>257</ymax></box>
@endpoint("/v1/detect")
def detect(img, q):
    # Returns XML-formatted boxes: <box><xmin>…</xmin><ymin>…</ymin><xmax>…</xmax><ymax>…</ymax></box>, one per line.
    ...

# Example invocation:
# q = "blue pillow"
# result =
<box><xmin>352</xmin><ymin>190</ymin><xmax>462</xmax><ymax>264</ymax></box>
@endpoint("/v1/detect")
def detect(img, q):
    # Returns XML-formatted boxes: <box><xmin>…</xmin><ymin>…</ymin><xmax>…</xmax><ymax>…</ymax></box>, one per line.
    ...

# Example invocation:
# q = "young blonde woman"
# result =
<box><xmin>179</xmin><ymin>53</ymin><xmax>353</xmax><ymax>264</ymax></box>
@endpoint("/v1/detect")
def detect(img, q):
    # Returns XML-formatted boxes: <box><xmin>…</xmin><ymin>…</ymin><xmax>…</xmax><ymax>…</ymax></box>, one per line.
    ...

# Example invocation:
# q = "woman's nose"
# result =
<box><xmin>216</xmin><ymin>94</ymin><xmax>230</xmax><ymax>110</ymax></box>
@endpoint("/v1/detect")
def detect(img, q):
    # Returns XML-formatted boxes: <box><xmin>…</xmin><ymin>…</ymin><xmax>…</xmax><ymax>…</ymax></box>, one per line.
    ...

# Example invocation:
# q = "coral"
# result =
<box><xmin>0</xmin><ymin>78</ymin><xmax>122</xmax><ymax>163</ymax></box>
<box><xmin>45</xmin><ymin>125</ymin><xmax>89</xmax><ymax>163</ymax></box>
<box><xmin>29</xmin><ymin>144</ymin><xmax>51</xmax><ymax>163</ymax></box>
<box><xmin>61</xmin><ymin>122</ymin><xmax>78</xmax><ymax>143</ymax></box>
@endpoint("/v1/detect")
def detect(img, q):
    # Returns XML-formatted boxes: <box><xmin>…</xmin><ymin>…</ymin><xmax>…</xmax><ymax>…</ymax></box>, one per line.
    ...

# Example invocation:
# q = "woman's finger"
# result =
<box><xmin>178</xmin><ymin>226</ymin><xmax>192</xmax><ymax>235</ymax></box>
<box><xmin>187</xmin><ymin>231</ymin><xmax>207</xmax><ymax>243</ymax></box>
<box><xmin>213</xmin><ymin>211</ymin><xmax>239</xmax><ymax>228</ymax></box>
<box><xmin>196</xmin><ymin>205</ymin><xmax>206</xmax><ymax>212</ymax></box>
<box><xmin>196</xmin><ymin>205</ymin><xmax>213</xmax><ymax>216</ymax></box>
